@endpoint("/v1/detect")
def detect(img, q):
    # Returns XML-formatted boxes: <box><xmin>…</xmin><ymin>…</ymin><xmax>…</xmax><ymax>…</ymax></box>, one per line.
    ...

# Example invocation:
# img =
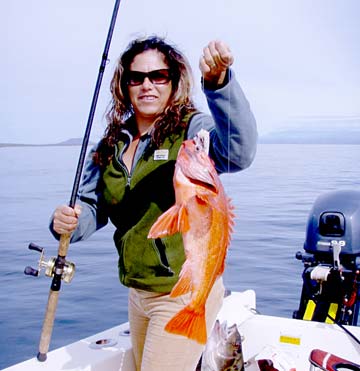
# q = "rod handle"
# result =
<box><xmin>37</xmin><ymin>233</ymin><xmax>70</xmax><ymax>361</ymax></box>
<box><xmin>58</xmin><ymin>233</ymin><xmax>71</xmax><ymax>257</ymax></box>
<box><xmin>37</xmin><ymin>289</ymin><xmax>59</xmax><ymax>361</ymax></box>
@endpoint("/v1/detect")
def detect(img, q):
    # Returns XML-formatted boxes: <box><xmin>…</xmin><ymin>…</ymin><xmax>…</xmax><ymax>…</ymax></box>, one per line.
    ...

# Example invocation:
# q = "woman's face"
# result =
<box><xmin>127</xmin><ymin>49</ymin><xmax>172</xmax><ymax>130</ymax></box>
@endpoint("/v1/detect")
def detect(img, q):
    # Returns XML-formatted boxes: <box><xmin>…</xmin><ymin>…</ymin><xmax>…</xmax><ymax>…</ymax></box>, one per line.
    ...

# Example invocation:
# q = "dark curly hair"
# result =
<box><xmin>94</xmin><ymin>35</ymin><xmax>197</xmax><ymax>167</ymax></box>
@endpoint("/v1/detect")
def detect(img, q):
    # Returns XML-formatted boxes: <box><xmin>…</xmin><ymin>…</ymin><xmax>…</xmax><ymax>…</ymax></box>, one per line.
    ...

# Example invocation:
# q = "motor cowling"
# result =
<box><xmin>304</xmin><ymin>190</ymin><xmax>360</xmax><ymax>264</ymax></box>
<box><xmin>294</xmin><ymin>190</ymin><xmax>360</xmax><ymax>326</ymax></box>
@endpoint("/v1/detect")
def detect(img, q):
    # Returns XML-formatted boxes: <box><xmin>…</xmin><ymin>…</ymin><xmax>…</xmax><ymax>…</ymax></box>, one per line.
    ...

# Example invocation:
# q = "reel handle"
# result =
<box><xmin>24</xmin><ymin>243</ymin><xmax>45</xmax><ymax>277</ymax></box>
<box><xmin>28</xmin><ymin>242</ymin><xmax>43</xmax><ymax>253</ymax></box>
<box><xmin>24</xmin><ymin>266</ymin><xmax>39</xmax><ymax>277</ymax></box>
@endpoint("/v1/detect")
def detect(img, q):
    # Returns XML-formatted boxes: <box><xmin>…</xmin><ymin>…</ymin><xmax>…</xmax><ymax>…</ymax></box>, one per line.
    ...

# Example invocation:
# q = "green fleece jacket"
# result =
<box><xmin>101</xmin><ymin>127</ymin><xmax>186</xmax><ymax>292</ymax></box>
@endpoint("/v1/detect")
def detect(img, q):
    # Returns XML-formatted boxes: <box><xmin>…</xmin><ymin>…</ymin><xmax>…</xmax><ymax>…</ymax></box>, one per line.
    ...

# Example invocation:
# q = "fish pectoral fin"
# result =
<box><xmin>148</xmin><ymin>205</ymin><xmax>181</xmax><ymax>238</ymax></box>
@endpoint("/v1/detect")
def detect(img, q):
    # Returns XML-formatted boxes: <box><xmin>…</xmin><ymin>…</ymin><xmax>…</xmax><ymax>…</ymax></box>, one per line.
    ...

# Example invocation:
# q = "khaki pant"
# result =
<box><xmin>128</xmin><ymin>277</ymin><xmax>225</xmax><ymax>371</ymax></box>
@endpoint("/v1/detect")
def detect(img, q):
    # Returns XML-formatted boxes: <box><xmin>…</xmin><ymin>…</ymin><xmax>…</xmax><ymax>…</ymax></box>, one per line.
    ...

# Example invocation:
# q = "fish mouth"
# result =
<box><xmin>187</xmin><ymin>176</ymin><xmax>218</xmax><ymax>194</ymax></box>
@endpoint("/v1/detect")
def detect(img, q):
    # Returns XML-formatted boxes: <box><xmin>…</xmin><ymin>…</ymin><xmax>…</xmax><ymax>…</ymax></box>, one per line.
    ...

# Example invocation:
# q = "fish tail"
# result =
<box><xmin>165</xmin><ymin>306</ymin><xmax>207</xmax><ymax>345</ymax></box>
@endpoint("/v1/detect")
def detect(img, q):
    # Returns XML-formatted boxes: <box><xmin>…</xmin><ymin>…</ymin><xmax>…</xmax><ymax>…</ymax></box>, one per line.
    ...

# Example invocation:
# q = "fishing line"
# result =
<box><xmin>35</xmin><ymin>0</ymin><xmax>122</xmax><ymax>362</ymax></box>
<box><xmin>199</xmin><ymin>54</ymin><xmax>232</xmax><ymax>172</ymax></box>
<box><xmin>69</xmin><ymin>0</ymin><xmax>121</xmax><ymax>207</ymax></box>
<box><xmin>227</xmin><ymin>70</ymin><xmax>231</xmax><ymax>173</ymax></box>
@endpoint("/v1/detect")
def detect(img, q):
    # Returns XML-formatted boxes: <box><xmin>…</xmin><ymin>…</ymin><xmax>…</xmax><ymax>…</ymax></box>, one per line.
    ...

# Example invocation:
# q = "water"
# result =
<box><xmin>0</xmin><ymin>144</ymin><xmax>359</xmax><ymax>369</ymax></box>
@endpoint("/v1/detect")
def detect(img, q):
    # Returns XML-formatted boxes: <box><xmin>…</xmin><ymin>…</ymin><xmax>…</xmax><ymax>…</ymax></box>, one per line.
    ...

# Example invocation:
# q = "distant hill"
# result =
<box><xmin>0</xmin><ymin>138</ymin><xmax>95</xmax><ymax>148</ymax></box>
<box><xmin>259</xmin><ymin>129</ymin><xmax>360</xmax><ymax>144</ymax></box>
<box><xmin>259</xmin><ymin>116</ymin><xmax>360</xmax><ymax>144</ymax></box>
<box><xmin>56</xmin><ymin>138</ymin><xmax>88</xmax><ymax>146</ymax></box>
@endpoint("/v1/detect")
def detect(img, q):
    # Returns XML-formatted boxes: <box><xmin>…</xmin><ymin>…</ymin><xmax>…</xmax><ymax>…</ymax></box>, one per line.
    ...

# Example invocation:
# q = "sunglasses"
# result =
<box><xmin>125</xmin><ymin>69</ymin><xmax>171</xmax><ymax>86</ymax></box>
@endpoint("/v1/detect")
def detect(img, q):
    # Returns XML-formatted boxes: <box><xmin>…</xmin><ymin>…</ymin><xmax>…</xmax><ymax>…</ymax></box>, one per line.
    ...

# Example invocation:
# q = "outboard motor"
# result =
<box><xmin>294</xmin><ymin>190</ymin><xmax>360</xmax><ymax>326</ymax></box>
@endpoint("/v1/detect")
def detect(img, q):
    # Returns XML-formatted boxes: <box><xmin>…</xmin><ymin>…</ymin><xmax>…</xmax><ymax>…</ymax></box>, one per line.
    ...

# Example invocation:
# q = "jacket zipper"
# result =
<box><xmin>116</xmin><ymin>140</ymin><xmax>132</xmax><ymax>187</ymax></box>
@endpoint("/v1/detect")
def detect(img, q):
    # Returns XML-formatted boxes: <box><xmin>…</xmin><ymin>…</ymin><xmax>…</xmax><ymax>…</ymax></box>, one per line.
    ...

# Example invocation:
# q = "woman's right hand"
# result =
<box><xmin>52</xmin><ymin>204</ymin><xmax>82</xmax><ymax>235</ymax></box>
<box><xmin>200</xmin><ymin>40</ymin><xmax>234</xmax><ymax>87</ymax></box>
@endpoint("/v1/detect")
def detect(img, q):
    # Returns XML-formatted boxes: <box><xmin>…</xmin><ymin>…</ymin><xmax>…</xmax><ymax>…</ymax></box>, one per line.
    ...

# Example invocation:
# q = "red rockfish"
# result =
<box><xmin>148</xmin><ymin>131</ymin><xmax>234</xmax><ymax>344</ymax></box>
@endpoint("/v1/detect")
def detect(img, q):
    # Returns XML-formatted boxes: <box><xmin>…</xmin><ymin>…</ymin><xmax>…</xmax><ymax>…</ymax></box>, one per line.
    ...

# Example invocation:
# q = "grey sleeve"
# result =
<box><xmin>188</xmin><ymin>70</ymin><xmax>257</xmax><ymax>174</ymax></box>
<box><xmin>49</xmin><ymin>145</ymin><xmax>108</xmax><ymax>243</ymax></box>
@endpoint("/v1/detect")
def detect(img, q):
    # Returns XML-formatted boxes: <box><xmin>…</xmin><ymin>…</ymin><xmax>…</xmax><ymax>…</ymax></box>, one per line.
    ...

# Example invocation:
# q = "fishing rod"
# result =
<box><xmin>24</xmin><ymin>0</ymin><xmax>122</xmax><ymax>361</ymax></box>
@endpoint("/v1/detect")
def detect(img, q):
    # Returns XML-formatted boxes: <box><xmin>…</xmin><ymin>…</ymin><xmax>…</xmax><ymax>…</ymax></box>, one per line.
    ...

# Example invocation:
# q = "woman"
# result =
<box><xmin>51</xmin><ymin>36</ymin><xmax>257</xmax><ymax>371</ymax></box>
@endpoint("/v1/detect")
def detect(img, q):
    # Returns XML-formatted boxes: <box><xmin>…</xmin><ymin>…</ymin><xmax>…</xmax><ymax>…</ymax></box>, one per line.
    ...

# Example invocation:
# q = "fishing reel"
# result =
<box><xmin>24</xmin><ymin>242</ymin><xmax>75</xmax><ymax>283</ymax></box>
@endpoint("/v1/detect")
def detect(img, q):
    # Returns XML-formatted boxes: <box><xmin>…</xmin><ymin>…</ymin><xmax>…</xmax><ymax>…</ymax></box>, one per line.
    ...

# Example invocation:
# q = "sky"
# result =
<box><xmin>1</xmin><ymin>0</ymin><xmax>360</xmax><ymax>144</ymax></box>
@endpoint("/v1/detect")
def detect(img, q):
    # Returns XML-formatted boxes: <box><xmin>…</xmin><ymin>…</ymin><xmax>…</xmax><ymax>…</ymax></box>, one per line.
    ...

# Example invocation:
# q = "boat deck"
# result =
<box><xmin>2</xmin><ymin>290</ymin><xmax>359</xmax><ymax>371</ymax></box>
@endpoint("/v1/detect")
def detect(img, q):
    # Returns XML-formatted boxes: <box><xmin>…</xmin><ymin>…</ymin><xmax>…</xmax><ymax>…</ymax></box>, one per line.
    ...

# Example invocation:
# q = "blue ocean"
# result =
<box><xmin>0</xmin><ymin>143</ymin><xmax>359</xmax><ymax>369</ymax></box>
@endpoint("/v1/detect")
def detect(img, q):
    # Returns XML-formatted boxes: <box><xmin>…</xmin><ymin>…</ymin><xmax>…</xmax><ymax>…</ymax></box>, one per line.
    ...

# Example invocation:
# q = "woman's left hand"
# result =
<box><xmin>200</xmin><ymin>40</ymin><xmax>234</xmax><ymax>87</ymax></box>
